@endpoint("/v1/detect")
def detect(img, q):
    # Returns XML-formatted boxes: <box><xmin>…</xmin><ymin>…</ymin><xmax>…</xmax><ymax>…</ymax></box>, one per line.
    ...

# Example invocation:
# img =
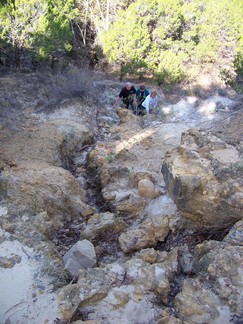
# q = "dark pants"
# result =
<box><xmin>137</xmin><ymin>106</ymin><xmax>147</xmax><ymax>115</ymax></box>
<box><xmin>137</xmin><ymin>96</ymin><xmax>145</xmax><ymax>109</ymax></box>
<box><xmin>131</xmin><ymin>96</ymin><xmax>146</xmax><ymax>116</ymax></box>
<box><xmin>122</xmin><ymin>97</ymin><xmax>134</xmax><ymax>110</ymax></box>
<box><xmin>135</xmin><ymin>96</ymin><xmax>146</xmax><ymax>115</ymax></box>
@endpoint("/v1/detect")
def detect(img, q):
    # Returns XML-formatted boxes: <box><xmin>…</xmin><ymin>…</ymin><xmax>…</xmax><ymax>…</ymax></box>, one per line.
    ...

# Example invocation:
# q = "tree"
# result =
<box><xmin>74</xmin><ymin>0</ymin><xmax>132</xmax><ymax>46</ymax></box>
<box><xmin>100</xmin><ymin>0</ymin><xmax>155</xmax><ymax>78</ymax></box>
<box><xmin>146</xmin><ymin>0</ymin><xmax>188</xmax><ymax>84</ymax></box>
<box><xmin>0</xmin><ymin>0</ymin><xmax>78</xmax><ymax>67</ymax></box>
<box><xmin>100</xmin><ymin>0</ymin><xmax>243</xmax><ymax>84</ymax></box>
<box><xmin>34</xmin><ymin>0</ymin><xmax>79</xmax><ymax>59</ymax></box>
<box><xmin>189</xmin><ymin>0</ymin><xmax>243</xmax><ymax>79</ymax></box>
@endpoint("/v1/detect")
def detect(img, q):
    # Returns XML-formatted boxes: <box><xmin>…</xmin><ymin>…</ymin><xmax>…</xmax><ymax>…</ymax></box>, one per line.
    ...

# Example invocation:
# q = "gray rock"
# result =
<box><xmin>63</xmin><ymin>240</ymin><xmax>96</xmax><ymax>277</ymax></box>
<box><xmin>223</xmin><ymin>218</ymin><xmax>243</xmax><ymax>246</ymax></box>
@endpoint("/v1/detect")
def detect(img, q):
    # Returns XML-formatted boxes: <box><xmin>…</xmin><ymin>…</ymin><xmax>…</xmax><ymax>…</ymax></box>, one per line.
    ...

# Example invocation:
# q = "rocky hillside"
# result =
<box><xmin>0</xmin><ymin>72</ymin><xmax>242</xmax><ymax>324</ymax></box>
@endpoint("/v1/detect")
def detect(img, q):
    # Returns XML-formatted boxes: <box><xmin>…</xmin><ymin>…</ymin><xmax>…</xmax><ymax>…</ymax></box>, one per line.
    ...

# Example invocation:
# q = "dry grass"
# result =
<box><xmin>42</xmin><ymin>66</ymin><xmax>105</xmax><ymax>107</ymax></box>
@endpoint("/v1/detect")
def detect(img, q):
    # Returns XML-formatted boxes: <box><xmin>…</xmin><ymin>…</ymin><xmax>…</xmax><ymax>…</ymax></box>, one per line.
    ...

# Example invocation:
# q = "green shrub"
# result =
<box><xmin>106</xmin><ymin>153</ymin><xmax>116</xmax><ymax>163</ymax></box>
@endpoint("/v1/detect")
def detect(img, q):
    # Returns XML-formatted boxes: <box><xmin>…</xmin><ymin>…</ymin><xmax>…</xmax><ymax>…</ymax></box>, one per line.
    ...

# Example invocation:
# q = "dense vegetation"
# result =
<box><xmin>0</xmin><ymin>0</ymin><xmax>242</xmax><ymax>86</ymax></box>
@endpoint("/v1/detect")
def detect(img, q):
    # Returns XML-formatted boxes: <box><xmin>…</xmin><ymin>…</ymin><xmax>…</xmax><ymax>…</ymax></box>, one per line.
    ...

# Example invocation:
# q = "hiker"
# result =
<box><xmin>136</xmin><ymin>85</ymin><xmax>150</xmax><ymax>115</ymax></box>
<box><xmin>112</xmin><ymin>82</ymin><xmax>136</xmax><ymax>110</ymax></box>
<box><xmin>141</xmin><ymin>90</ymin><xmax>158</xmax><ymax>114</ymax></box>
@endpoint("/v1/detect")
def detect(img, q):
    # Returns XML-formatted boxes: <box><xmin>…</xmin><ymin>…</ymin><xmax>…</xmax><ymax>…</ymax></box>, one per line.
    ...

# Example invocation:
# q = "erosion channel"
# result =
<box><xmin>0</xmin><ymin>74</ymin><xmax>242</xmax><ymax>324</ymax></box>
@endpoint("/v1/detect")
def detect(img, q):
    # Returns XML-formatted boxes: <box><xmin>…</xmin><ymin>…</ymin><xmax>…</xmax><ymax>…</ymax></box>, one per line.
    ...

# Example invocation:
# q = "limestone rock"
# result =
<box><xmin>115</xmin><ymin>195</ymin><xmax>147</xmax><ymax>217</ymax></box>
<box><xmin>119</xmin><ymin>210</ymin><xmax>177</xmax><ymax>253</ymax></box>
<box><xmin>223</xmin><ymin>218</ymin><xmax>243</xmax><ymax>245</ymax></box>
<box><xmin>58</xmin><ymin>283</ymin><xmax>81</xmax><ymax>320</ymax></box>
<box><xmin>119</xmin><ymin>218</ymin><xmax>156</xmax><ymax>253</ymax></box>
<box><xmin>135</xmin><ymin>248</ymin><xmax>158</xmax><ymax>264</ymax></box>
<box><xmin>116</xmin><ymin>108</ymin><xmax>137</xmax><ymax>124</ymax></box>
<box><xmin>63</xmin><ymin>240</ymin><xmax>97</xmax><ymax>277</ymax></box>
<box><xmin>104</xmin><ymin>263</ymin><xmax>126</xmax><ymax>284</ymax></box>
<box><xmin>124</xmin><ymin>258</ymin><xmax>170</xmax><ymax>303</ymax></box>
<box><xmin>7</xmin><ymin>163</ymin><xmax>89</xmax><ymax>227</ymax></box>
<box><xmin>157</xmin><ymin>309</ymin><xmax>184</xmax><ymax>323</ymax></box>
<box><xmin>80</xmin><ymin>212</ymin><xmax>127</xmax><ymax>241</ymax></box>
<box><xmin>195</xmin><ymin>242</ymin><xmax>243</xmax><ymax>313</ymax></box>
<box><xmin>77</xmin><ymin>268</ymin><xmax>111</xmax><ymax>306</ymax></box>
<box><xmin>157</xmin><ymin>248</ymin><xmax>180</xmax><ymax>278</ymax></box>
<box><xmin>162</xmin><ymin>129</ymin><xmax>243</xmax><ymax>227</ymax></box>
<box><xmin>138</xmin><ymin>178</ymin><xmax>161</xmax><ymax>199</ymax></box>
<box><xmin>175</xmin><ymin>278</ymin><xmax>221</xmax><ymax>323</ymax></box>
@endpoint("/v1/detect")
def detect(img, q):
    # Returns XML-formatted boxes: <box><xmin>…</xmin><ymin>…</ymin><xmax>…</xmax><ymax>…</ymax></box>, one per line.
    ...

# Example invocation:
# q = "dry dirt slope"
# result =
<box><xmin>0</xmin><ymin>72</ymin><xmax>243</xmax><ymax>323</ymax></box>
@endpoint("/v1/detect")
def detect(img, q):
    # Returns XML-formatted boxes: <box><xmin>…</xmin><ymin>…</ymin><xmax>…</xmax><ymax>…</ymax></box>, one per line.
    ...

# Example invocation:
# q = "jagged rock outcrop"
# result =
<box><xmin>118</xmin><ymin>195</ymin><xmax>178</xmax><ymax>253</ymax></box>
<box><xmin>0</xmin><ymin>100</ymin><xmax>97</xmax><ymax>226</ymax></box>
<box><xmin>162</xmin><ymin>128</ymin><xmax>243</xmax><ymax>228</ymax></box>
<box><xmin>174</xmin><ymin>221</ymin><xmax>243</xmax><ymax>323</ymax></box>
<box><xmin>80</xmin><ymin>212</ymin><xmax>127</xmax><ymax>241</ymax></box>
<box><xmin>58</xmin><ymin>248</ymin><xmax>179</xmax><ymax>322</ymax></box>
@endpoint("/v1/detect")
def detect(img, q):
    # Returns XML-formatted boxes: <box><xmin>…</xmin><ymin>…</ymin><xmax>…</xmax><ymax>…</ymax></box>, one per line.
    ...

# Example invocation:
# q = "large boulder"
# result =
<box><xmin>8</xmin><ymin>163</ymin><xmax>90</xmax><ymax>227</ymax></box>
<box><xmin>119</xmin><ymin>196</ymin><xmax>178</xmax><ymax>253</ymax></box>
<box><xmin>175</xmin><ymin>237</ymin><xmax>243</xmax><ymax>323</ymax></box>
<box><xmin>194</xmin><ymin>240</ymin><xmax>243</xmax><ymax>314</ymax></box>
<box><xmin>175</xmin><ymin>277</ymin><xmax>222</xmax><ymax>323</ymax></box>
<box><xmin>1</xmin><ymin>109</ymin><xmax>96</xmax><ymax>225</ymax></box>
<box><xmin>162</xmin><ymin>129</ymin><xmax>243</xmax><ymax>228</ymax></box>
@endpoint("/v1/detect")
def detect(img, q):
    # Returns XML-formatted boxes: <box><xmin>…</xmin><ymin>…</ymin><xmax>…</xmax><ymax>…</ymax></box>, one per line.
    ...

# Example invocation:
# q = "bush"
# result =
<box><xmin>153</xmin><ymin>52</ymin><xmax>187</xmax><ymax>86</ymax></box>
<box><xmin>44</xmin><ymin>65</ymin><xmax>104</xmax><ymax>106</ymax></box>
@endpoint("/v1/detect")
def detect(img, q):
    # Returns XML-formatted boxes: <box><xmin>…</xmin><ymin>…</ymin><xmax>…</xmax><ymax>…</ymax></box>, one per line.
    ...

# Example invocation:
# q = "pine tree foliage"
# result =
<box><xmin>0</xmin><ymin>0</ymin><xmax>78</xmax><ymax>66</ymax></box>
<box><xmin>35</xmin><ymin>0</ymin><xmax>79</xmax><ymax>59</ymax></box>
<box><xmin>101</xmin><ymin>0</ymin><xmax>243</xmax><ymax>84</ymax></box>
<box><xmin>0</xmin><ymin>0</ymin><xmax>242</xmax><ymax>85</ymax></box>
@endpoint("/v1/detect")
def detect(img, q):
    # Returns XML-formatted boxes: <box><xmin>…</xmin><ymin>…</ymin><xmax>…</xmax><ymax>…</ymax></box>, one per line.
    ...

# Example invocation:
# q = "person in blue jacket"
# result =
<box><xmin>136</xmin><ymin>85</ymin><xmax>150</xmax><ymax>115</ymax></box>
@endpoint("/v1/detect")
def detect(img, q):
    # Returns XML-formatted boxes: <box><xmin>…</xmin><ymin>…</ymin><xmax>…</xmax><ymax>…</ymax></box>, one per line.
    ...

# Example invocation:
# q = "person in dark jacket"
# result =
<box><xmin>136</xmin><ymin>85</ymin><xmax>150</xmax><ymax>114</ymax></box>
<box><xmin>112</xmin><ymin>82</ymin><xmax>136</xmax><ymax>110</ymax></box>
